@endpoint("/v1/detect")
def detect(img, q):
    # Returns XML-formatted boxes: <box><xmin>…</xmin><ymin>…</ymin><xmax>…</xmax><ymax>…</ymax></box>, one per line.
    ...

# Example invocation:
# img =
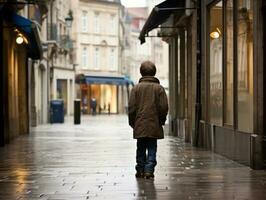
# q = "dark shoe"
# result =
<box><xmin>135</xmin><ymin>172</ymin><xmax>144</xmax><ymax>178</ymax></box>
<box><xmin>144</xmin><ymin>172</ymin><xmax>154</xmax><ymax>179</ymax></box>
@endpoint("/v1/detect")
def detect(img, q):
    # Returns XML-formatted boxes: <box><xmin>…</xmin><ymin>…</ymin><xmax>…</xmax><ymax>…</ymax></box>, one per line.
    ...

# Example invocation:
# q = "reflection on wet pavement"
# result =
<box><xmin>0</xmin><ymin>115</ymin><xmax>265</xmax><ymax>199</ymax></box>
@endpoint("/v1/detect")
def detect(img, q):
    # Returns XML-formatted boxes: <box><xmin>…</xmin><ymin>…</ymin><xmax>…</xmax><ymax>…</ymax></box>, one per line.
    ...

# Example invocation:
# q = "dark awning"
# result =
<box><xmin>139</xmin><ymin>0</ymin><xmax>185</xmax><ymax>44</ymax></box>
<box><xmin>2</xmin><ymin>9</ymin><xmax>43</xmax><ymax>59</ymax></box>
<box><xmin>84</xmin><ymin>75</ymin><xmax>134</xmax><ymax>86</ymax></box>
<box><xmin>11</xmin><ymin>12</ymin><xmax>43</xmax><ymax>59</ymax></box>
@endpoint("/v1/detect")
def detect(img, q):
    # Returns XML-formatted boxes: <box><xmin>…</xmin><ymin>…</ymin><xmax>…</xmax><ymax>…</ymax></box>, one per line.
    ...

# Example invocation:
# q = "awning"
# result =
<box><xmin>78</xmin><ymin>75</ymin><xmax>134</xmax><ymax>86</ymax></box>
<box><xmin>139</xmin><ymin>0</ymin><xmax>185</xmax><ymax>44</ymax></box>
<box><xmin>2</xmin><ymin>9</ymin><xmax>43</xmax><ymax>59</ymax></box>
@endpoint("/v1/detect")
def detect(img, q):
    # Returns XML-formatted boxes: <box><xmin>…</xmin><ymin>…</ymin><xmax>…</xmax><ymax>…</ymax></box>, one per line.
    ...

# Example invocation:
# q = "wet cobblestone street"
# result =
<box><xmin>0</xmin><ymin>115</ymin><xmax>266</xmax><ymax>200</ymax></box>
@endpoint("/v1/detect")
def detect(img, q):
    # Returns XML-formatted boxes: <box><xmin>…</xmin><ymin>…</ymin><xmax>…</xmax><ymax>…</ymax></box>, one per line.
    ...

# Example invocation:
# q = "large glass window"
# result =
<box><xmin>237</xmin><ymin>0</ymin><xmax>253</xmax><ymax>132</ymax></box>
<box><xmin>225</xmin><ymin>0</ymin><xmax>234</xmax><ymax>125</ymax></box>
<box><xmin>209</xmin><ymin>1</ymin><xmax>223</xmax><ymax>125</ymax></box>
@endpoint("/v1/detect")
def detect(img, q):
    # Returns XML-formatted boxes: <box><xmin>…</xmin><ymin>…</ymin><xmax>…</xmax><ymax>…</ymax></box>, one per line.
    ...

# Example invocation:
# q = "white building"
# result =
<box><xmin>124</xmin><ymin>7</ymin><xmax>152</xmax><ymax>83</ymax></box>
<box><xmin>71</xmin><ymin>0</ymin><xmax>129</xmax><ymax>114</ymax></box>
<box><xmin>146</xmin><ymin>0</ymin><xmax>169</xmax><ymax>90</ymax></box>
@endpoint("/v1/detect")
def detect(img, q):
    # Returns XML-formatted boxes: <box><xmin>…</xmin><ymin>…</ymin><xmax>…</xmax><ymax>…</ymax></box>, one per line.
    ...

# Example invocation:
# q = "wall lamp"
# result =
<box><xmin>14</xmin><ymin>29</ymin><xmax>28</xmax><ymax>45</ymax></box>
<box><xmin>210</xmin><ymin>28</ymin><xmax>221</xmax><ymax>39</ymax></box>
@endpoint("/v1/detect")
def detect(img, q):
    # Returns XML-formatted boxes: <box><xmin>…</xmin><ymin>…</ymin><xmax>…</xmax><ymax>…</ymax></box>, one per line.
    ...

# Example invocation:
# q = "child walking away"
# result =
<box><xmin>128</xmin><ymin>61</ymin><xmax>168</xmax><ymax>179</ymax></box>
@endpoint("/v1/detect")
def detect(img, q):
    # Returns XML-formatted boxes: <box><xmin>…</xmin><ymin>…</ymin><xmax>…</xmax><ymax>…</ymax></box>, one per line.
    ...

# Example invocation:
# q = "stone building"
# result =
<box><xmin>29</xmin><ymin>0</ymin><xmax>75</xmax><ymax>127</ymax></box>
<box><xmin>71</xmin><ymin>0</ymin><xmax>131</xmax><ymax>114</ymax></box>
<box><xmin>47</xmin><ymin>0</ymin><xmax>75</xmax><ymax>117</ymax></box>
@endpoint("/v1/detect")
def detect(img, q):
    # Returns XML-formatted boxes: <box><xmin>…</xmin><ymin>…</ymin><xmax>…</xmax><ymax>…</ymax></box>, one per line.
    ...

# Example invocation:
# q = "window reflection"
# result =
<box><xmin>237</xmin><ymin>0</ymin><xmax>253</xmax><ymax>132</ymax></box>
<box><xmin>209</xmin><ymin>1</ymin><xmax>223</xmax><ymax>125</ymax></box>
<box><xmin>225</xmin><ymin>0</ymin><xmax>234</xmax><ymax>125</ymax></box>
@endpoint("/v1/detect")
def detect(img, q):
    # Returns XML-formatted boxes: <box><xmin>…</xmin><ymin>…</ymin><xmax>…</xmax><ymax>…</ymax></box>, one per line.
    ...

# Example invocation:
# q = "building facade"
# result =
<box><xmin>140</xmin><ymin>0</ymin><xmax>266</xmax><ymax>169</ymax></box>
<box><xmin>71</xmin><ymin>0</ymin><xmax>129</xmax><ymax>114</ymax></box>
<box><xmin>124</xmin><ymin>4</ymin><xmax>169</xmax><ymax>92</ymax></box>
<box><xmin>124</xmin><ymin>7</ymin><xmax>152</xmax><ymax>83</ymax></box>
<box><xmin>48</xmin><ymin>0</ymin><xmax>75</xmax><ymax>116</ymax></box>
<box><xmin>0</xmin><ymin>1</ymin><xmax>43</xmax><ymax>145</ymax></box>
<box><xmin>146</xmin><ymin>0</ymin><xmax>169</xmax><ymax>90</ymax></box>
<box><xmin>28</xmin><ymin>0</ymin><xmax>75</xmax><ymax>127</ymax></box>
<box><xmin>28</xmin><ymin>2</ymin><xmax>49</xmax><ymax>126</ymax></box>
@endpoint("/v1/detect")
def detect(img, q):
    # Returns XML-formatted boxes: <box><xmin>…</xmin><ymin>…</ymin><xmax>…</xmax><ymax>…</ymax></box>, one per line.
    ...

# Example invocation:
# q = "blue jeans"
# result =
<box><xmin>136</xmin><ymin>138</ymin><xmax>157</xmax><ymax>174</ymax></box>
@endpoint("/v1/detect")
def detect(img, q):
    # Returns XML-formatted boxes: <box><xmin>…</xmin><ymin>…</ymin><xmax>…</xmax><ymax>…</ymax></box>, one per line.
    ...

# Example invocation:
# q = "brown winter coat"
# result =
<box><xmin>128</xmin><ymin>76</ymin><xmax>168</xmax><ymax>139</ymax></box>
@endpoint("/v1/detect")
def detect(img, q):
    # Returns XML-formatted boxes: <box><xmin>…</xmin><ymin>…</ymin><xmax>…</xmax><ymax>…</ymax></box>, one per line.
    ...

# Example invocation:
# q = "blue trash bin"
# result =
<box><xmin>50</xmin><ymin>100</ymin><xmax>64</xmax><ymax>123</ymax></box>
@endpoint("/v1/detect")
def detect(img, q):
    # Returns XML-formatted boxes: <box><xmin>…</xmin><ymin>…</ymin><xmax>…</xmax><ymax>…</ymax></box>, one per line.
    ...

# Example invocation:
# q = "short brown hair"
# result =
<box><xmin>140</xmin><ymin>61</ymin><xmax>156</xmax><ymax>76</ymax></box>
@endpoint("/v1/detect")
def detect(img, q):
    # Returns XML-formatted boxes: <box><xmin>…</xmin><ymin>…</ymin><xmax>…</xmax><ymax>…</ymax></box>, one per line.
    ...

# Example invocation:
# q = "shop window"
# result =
<box><xmin>237</xmin><ymin>0</ymin><xmax>253</xmax><ymax>132</ymax></box>
<box><xmin>209</xmin><ymin>1</ymin><xmax>223</xmax><ymax>125</ymax></box>
<box><xmin>225</xmin><ymin>0</ymin><xmax>234</xmax><ymax>125</ymax></box>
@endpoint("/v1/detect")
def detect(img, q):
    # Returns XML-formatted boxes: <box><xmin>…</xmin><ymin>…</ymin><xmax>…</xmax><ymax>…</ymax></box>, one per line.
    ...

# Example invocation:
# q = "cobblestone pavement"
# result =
<box><xmin>0</xmin><ymin>115</ymin><xmax>266</xmax><ymax>200</ymax></box>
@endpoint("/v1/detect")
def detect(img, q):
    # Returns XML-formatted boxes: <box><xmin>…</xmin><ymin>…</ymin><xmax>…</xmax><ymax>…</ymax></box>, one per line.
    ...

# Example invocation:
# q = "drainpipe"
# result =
<box><xmin>194</xmin><ymin>0</ymin><xmax>202</xmax><ymax>147</ymax></box>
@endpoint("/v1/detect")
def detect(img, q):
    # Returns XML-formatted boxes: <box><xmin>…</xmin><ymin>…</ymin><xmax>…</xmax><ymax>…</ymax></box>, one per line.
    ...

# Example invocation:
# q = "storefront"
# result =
<box><xmin>140</xmin><ymin>0</ymin><xmax>265</xmax><ymax>169</ymax></box>
<box><xmin>0</xmin><ymin>5</ymin><xmax>42</xmax><ymax>146</ymax></box>
<box><xmin>201</xmin><ymin>0</ymin><xmax>264</xmax><ymax>169</ymax></box>
<box><xmin>78</xmin><ymin>75</ymin><xmax>133</xmax><ymax>115</ymax></box>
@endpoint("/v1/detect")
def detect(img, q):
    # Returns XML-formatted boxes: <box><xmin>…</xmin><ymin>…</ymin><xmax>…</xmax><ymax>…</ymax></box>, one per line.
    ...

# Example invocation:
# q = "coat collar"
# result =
<box><xmin>139</xmin><ymin>76</ymin><xmax>160</xmax><ymax>84</ymax></box>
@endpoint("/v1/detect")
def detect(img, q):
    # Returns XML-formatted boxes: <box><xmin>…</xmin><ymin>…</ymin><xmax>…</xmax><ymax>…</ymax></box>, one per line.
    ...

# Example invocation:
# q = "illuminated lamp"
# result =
<box><xmin>16</xmin><ymin>34</ymin><xmax>24</xmax><ymax>44</ymax></box>
<box><xmin>210</xmin><ymin>28</ymin><xmax>221</xmax><ymax>39</ymax></box>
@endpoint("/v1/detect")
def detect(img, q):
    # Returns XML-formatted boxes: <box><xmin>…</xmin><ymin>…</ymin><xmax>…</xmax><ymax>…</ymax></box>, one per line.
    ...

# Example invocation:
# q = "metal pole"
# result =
<box><xmin>262</xmin><ymin>3</ymin><xmax>266</xmax><ymax>168</ymax></box>
<box><xmin>155</xmin><ymin>7</ymin><xmax>197</xmax><ymax>11</ymax></box>
<box><xmin>0</xmin><ymin>9</ymin><xmax>4</xmax><ymax>146</ymax></box>
<box><xmin>195</xmin><ymin>0</ymin><xmax>202</xmax><ymax>147</ymax></box>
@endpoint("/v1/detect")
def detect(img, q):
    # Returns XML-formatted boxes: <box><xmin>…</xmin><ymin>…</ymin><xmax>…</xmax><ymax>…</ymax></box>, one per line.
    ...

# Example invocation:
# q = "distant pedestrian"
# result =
<box><xmin>90</xmin><ymin>97</ymin><xmax>97</xmax><ymax>115</ymax></box>
<box><xmin>108</xmin><ymin>103</ymin><xmax>111</xmax><ymax>115</ymax></box>
<box><xmin>128</xmin><ymin>61</ymin><xmax>168</xmax><ymax>179</ymax></box>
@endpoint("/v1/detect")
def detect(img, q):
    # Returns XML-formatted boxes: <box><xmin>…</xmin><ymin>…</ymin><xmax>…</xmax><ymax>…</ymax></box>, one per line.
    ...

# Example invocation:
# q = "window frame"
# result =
<box><xmin>82</xmin><ymin>47</ymin><xmax>88</xmax><ymax>69</ymax></box>
<box><xmin>207</xmin><ymin>0</ymin><xmax>224</xmax><ymax>126</ymax></box>
<box><xmin>206</xmin><ymin>0</ymin><xmax>254</xmax><ymax>133</ymax></box>
<box><xmin>93</xmin><ymin>12</ymin><xmax>100</xmax><ymax>34</ymax></box>
<box><xmin>81</xmin><ymin>11</ymin><xmax>88</xmax><ymax>33</ymax></box>
<box><xmin>94</xmin><ymin>47</ymin><xmax>100</xmax><ymax>70</ymax></box>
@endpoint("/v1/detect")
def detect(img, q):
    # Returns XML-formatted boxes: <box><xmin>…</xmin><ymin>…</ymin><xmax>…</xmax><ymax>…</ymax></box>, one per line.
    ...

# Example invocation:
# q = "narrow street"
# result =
<box><xmin>0</xmin><ymin>115</ymin><xmax>265</xmax><ymax>200</ymax></box>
